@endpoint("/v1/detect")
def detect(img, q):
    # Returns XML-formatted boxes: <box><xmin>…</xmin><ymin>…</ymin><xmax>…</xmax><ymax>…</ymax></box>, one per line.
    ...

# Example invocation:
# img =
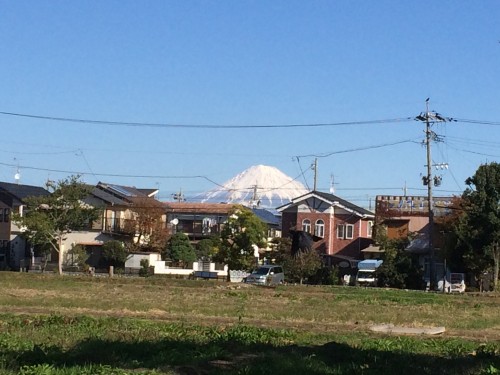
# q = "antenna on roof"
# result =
<box><xmin>329</xmin><ymin>174</ymin><xmax>335</xmax><ymax>194</ymax></box>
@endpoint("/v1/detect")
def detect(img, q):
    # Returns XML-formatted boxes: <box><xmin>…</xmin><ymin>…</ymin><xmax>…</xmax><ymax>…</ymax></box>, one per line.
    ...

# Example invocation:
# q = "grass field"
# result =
<box><xmin>0</xmin><ymin>273</ymin><xmax>498</xmax><ymax>374</ymax></box>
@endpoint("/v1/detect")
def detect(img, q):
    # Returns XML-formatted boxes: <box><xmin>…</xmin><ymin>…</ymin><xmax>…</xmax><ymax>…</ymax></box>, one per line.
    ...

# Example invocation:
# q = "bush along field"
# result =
<box><xmin>0</xmin><ymin>273</ymin><xmax>498</xmax><ymax>374</ymax></box>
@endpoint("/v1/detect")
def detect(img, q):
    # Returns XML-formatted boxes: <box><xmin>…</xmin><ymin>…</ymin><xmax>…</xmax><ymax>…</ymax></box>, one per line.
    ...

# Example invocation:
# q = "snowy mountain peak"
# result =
<box><xmin>200</xmin><ymin>165</ymin><xmax>309</xmax><ymax>208</ymax></box>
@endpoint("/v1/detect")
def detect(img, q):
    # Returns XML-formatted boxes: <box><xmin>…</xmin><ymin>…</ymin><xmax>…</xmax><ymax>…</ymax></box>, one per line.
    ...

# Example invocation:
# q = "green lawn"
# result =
<box><xmin>0</xmin><ymin>273</ymin><xmax>498</xmax><ymax>374</ymax></box>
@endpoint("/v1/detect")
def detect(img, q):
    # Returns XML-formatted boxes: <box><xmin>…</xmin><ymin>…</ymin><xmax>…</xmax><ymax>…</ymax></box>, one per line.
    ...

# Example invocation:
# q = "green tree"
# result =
<box><xmin>213</xmin><ymin>206</ymin><xmax>267</xmax><ymax>281</ymax></box>
<box><xmin>164</xmin><ymin>233</ymin><xmax>196</xmax><ymax>267</ymax></box>
<box><xmin>454</xmin><ymin>163</ymin><xmax>500</xmax><ymax>289</ymax></box>
<box><xmin>102</xmin><ymin>240</ymin><xmax>129</xmax><ymax>269</ymax></box>
<box><xmin>13</xmin><ymin>175</ymin><xmax>101</xmax><ymax>275</ymax></box>
<box><xmin>434</xmin><ymin>196</ymin><xmax>470</xmax><ymax>276</ymax></box>
<box><xmin>139</xmin><ymin>258</ymin><xmax>150</xmax><ymax>277</ymax></box>
<box><xmin>373</xmin><ymin>230</ymin><xmax>423</xmax><ymax>289</ymax></box>
<box><xmin>273</xmin><ymin>237</ymin><xmax>322</xmax><ymax>284</ymax></box>
<box><xmin>196</xmin><ymin>237</ymin><xmax>219</xmax><ymax>261</ymax></box>
<box><xmin>66</xmin><ymin>244</ymin><xmax>90</xmax><ymax>270</ymax></box>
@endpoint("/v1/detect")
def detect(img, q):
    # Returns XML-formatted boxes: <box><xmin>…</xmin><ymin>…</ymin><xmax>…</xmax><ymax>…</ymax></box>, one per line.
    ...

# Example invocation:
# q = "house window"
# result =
<box><xmin>346</xmin><ymin>224</ymin><xmax>354</xmax><ymax>239</ymax></box>
<box><xmin>337</xmin><ymin>224</ymin><xmax>354</xmax><ymax>239</ymax></box>
<box><xmin>367</xmin><ymin>221</ymin><xmax>373</xmax><ymax>237</ymax></box>
<box><xmin>302</xmin><ymin>219</ymin><xmax>311</xmax><ymax>233</ymax></box>
<box><xmin>315</xmin><ymin>220</ymin><xmax>325</xmax><ymax>237</ymax></box>
<box><xmin>337</xmin><ymin>224</ymin><xmax>345</xmax><ymax>239</ymax></box>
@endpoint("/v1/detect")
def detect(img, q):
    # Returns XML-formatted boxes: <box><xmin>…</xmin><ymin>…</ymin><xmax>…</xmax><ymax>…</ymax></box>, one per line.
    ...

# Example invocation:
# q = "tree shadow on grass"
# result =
<box><xmin>8</xmin><ymin>336</ymin><xmax>499</xmax><ymax>375</ymax></box>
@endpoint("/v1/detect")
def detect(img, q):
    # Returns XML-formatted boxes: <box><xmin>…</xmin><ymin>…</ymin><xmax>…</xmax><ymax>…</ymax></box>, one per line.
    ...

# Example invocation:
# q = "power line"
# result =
<box><xmin>445</xmin><ymin>135</ymin><xmax>500</xmax><ymax>148</ymax></box>
<box><xmin>0</xmin><ymin>161</ymin><xmax>225</xmax><ymax>187</ymax></box>
<box><xmin>4</xmin><ymin>110</ymin><xmax>500</xmax><ymax>128</ymax></box>
<box><xmin>0</xmin><ymin>110</ymin><xmax>413</xmax><ymax>129</ymax></box>
<box><xmin>294</xmin><ymin>157</ymin><xmax>311</xmax><ymax>190</ymax></box>
<box><xmin>295</xmin><ymin>138</ymin><xmax>419</xmax><ymax>159</ymax></box>
<box><xmin>445</xmin><ymin>143</ymin><xmax>500</xmax><ymax>158</ymax></box>
<box><xmin>454</xmin><ymin>118</ymin><xmax>500</xmax><ymax>126</ymax></box>
<box><xmin>0</xmin><ymin>148</ymin><xmax>81</xmax><ymax>156</ymax></box>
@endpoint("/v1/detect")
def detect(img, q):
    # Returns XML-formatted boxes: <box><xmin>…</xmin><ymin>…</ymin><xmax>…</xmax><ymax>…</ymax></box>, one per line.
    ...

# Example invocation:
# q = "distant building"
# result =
<box><xmin>163</xmin><ymin>202</ymin><xmax>235</xmax><ymax>241</ymax></box>
<box><xmin>375</xmin><ymin>195</ymin><xmax>454</xmax><ymax>283</ymax></box>
<box><xmin>163</xmin><ymin>202</ymin><xmax>281</xmax><ymax>266</ymax></box>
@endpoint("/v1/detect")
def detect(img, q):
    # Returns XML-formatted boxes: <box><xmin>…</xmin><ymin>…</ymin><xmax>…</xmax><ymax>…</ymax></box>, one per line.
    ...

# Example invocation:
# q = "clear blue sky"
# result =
<box><xmin>1</xmin><ymin>1</ymin><xmax>499</xmax><ymax>208</ymax></box>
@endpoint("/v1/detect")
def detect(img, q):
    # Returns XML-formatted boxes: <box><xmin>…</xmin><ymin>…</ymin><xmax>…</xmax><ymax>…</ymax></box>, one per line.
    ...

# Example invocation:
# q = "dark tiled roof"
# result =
<box><xmin>252</xmin><ymin>208</ymin><xmax>280</xmax><ymax>227</ymax></box>
<box><xmin>90</xmin><ymin>186</ymin><xmax>129</xmax><ymax>206</ymax></box>
<box><xmin>0</xmin><ymin>182</ymin><xmax>49</xmax><ymax>202</ymax></box>
<box><xmin>311</xmin><ymin>191</ymin><xmax>374</xmax><ymax>216</ymax></box>
<box><xmin>96</xmin><ymin>182</ymin><xmax>154</xmax><ymax>199</ymax></box>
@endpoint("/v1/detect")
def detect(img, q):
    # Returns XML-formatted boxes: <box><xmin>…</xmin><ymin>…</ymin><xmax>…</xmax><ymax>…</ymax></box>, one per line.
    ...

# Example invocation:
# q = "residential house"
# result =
<box><xmin>277</xmin><ymin>190</ymin><xmax>375</xmax><ymax>265</ymax></box>
<box><xmin>163</xmin><ymin>202</ymin><xmax>282</xmax><ymax>264</ymax></box>
<box><xmin>78</xmin><ymin>182</ymin><xmax>164</xmax><ymax>268</ymax></box>
<box><xmin>1</xmin><ymin>180</ymin><xmax>164</xmax><ymax>272</ymax></box>
<box><xmin>164</xmin><ymin>202</ymin><xmax>281</xmax><ymax>242</ymax></box>
<box><xmin>375</xmin><ymin>195</ymin><xmax>453</xmax><ymax>283</ymax></box>
<box><xmin>0</xmin><ymin>182</ymin><xmax>50</xmax><ymax>270</ymax></box>
<box><xmin>251</xmin><ymin>207</ymin><xmax>282</xmax><ymax>263</ymax></box>
<box><xmin>251</xmin><ymin>208</ymin><xmax>281</xmax><ymax>240</ymax></box>
<box><xmin>163</xmin><ymin>202</ymin><xmax>235</xmax><ymax>241</ymax></box>
<box><xmin>90</xmin><ymin>182</ymin><xmax>161</xmax><ymax>235</ymax></box>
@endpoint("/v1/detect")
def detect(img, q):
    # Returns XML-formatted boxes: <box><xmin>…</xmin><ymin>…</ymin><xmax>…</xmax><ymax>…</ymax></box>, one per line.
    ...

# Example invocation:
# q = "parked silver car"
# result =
<box><xmin>245</xmin><ymin>265</ymin><xmax>284</xmax><ymax>286</ymax></box>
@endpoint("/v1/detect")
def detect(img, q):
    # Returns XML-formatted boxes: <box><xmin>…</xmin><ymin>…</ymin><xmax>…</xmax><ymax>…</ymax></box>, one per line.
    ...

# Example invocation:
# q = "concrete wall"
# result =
<box><xmin>153</xmin><ymin>260</ymin><xmax>229</xmax><ymax>278</ymax></box>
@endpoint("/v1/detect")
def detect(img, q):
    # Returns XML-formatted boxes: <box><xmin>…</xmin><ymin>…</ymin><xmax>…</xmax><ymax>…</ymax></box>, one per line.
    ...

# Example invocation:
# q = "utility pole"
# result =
<box><xmin>415</xmin><ymin>99</ymin><xmax>453</xmax><ymax>290</ymax></box>
<box><xmin>172</xmin><ymin>189</ymin><xmax>185</xmax><ymax>202</ymax></box>
<box><xmin>312</xmin><ymin>158</ymin><xmax>318</xmax><ymax>191</ymax></box>
<box><xmin>251</xmin><ymin>184</ymin><xmax>260</xmax><ymax>208</ymax></box>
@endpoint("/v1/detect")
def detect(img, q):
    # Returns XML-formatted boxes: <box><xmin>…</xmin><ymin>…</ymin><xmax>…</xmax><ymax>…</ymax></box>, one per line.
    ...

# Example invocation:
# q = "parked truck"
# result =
<box><xmin>356</xmin><ymin>259</ymin><xmax>383</xmax><ymax>286</ymax></box>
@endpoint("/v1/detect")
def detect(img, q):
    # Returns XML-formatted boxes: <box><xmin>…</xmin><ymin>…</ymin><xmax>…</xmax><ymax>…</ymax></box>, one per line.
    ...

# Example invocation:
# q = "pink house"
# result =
<box><xmin>277</xmin><ymin>191</ymin><xmax>374</xmax><ymax>261</ymax></box>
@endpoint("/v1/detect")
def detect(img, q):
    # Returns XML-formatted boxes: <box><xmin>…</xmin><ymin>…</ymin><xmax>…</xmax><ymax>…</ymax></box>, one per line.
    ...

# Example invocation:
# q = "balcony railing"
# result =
<box><xmin>104</xmin><ymin>218</ymin><xmax>135</xmax><ymax>235</ymax></box>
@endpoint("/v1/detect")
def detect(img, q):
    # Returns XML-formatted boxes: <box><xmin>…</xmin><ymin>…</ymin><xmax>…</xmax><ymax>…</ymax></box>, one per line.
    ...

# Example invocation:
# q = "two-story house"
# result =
<box><xmin>277</xmin><ymin>190</ymin><xmax>375</xmax><ymax>265</ymax></box>
<box><xmin>1</xmin><ymin>180</ymin><xmax>164</xmax><ymax>271</ymax></box>
<box><xmin>89</xmin><ymin>182</ymin><xmax>161</xmax><ymax>237</ymax></box>
<box><xmin>79</xmin><ymin>182</ymin><xmax>164</xmax><ymax>267</ymax></box>
<box><xmin>0</xmin><ymin>182</ymin><xmax>50</xmax><ymax>270</ymax></box>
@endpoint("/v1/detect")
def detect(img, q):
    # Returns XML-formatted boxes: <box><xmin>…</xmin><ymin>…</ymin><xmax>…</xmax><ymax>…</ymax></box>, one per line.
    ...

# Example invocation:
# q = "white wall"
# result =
<box><xmin>152</xmin><ymin>260</ymin><xmax>229</xmax><ymax>278</ymax></box>
<box><xmin>125</xmin><ymin>253</ymin><xmax>162</xmax><ymax>269</ymax></box>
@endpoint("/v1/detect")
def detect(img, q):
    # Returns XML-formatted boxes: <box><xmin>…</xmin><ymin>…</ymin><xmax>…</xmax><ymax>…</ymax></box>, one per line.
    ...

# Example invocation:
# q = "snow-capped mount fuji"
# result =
<box><xmin>199</xmin><ymin>165</ymin><xmax>309</xmax><ymax>209</ymax></box>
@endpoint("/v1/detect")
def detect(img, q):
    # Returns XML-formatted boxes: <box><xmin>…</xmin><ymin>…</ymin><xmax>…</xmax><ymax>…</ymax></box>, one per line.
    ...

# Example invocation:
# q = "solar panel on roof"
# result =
<box><xmin>109</xmin><ymin>185</ymin><xmax>134</xmax><ymax>197</ymax></box>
